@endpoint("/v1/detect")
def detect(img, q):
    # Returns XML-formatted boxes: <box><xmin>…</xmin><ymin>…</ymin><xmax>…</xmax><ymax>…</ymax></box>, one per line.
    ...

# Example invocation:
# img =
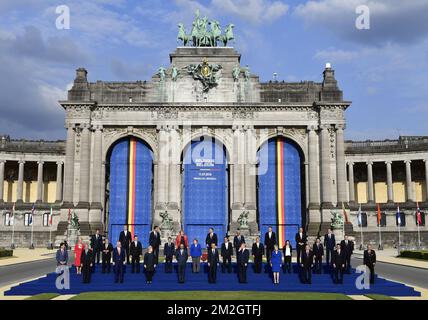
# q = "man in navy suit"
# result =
<box><xmin>164</xmin><ymin>237</ymin><xmax>175</xmax><ymax>273</ymax></box>
<box><xmin>221</xmin><ymin>236</ymin><xmax>233</xmax><ymax>273</ymax></box>
<box><xmin>264</xmin><ymin>226</ymin><xmax>277</xmax><ymax>265</ymax></box>
<box><xmin>175</xmin><ymin>244</ymin><xmax>188</xmax><ymax>283</ymax></box>
<box><xmin>237</xmin><ymin>243</ymin><xmax>250</xmax><ymax>283</ymax></box>
<box><xmin>130</xmin><ymin>235</ymin><xmax>143</xmax><ymax>273</ymax></box>
<box><xmin>149</xmin><ymin>226</ymin><xmax>162</xmax><ymax>264</ymax></box>
<box><xmin>119</xmin><ymin>225</ymin><xmax>132</xmax><ymax>264</ymax></box>
<box><xmin>113</xmin><ymin>241</ymin><xmax>126</xmax><ymax>283</ymax></box>
<box><xmin>207</xmin><ymin>243</ymin><xmax>220</xmax><ymax>283</ymax></box>
<box><xmin>324</xmin><ymin>228</ymin><xmax>336</xmax><ymax>267</ymax></box>
<box><xmin>233</xmin><ymin>230</ymin><xmax>245</xmax><ymax>257</ymax></box>
<box><xmin>90</xmin><ymin>229</ymin><xmax>103</xmax><ymax>264</ymax></box>
<box><xmin>205</xmin><ymin>227</ymin><xmax>218</xmax><ymax>249</ymax></box>
<box><xmin>332</xmin><ymin>244</ymin><xmax>346</xmax><ymax>284</ymax></box>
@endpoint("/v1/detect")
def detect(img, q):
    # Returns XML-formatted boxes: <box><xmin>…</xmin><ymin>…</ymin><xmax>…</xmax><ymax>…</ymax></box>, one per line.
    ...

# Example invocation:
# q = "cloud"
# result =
<box><xmin>295</xmin><ymin>0</ymin><xmax>428</xmax><ymax>45</ymax></box>
<box><xmin>212</xmin><ymin>0</ymin><xmax>289</xmax><ymax>24</ymax></box>
<box><xmin>110</xmin><ymin>58</ymin><xmax>153</xmax><ymax>80</ymax></box>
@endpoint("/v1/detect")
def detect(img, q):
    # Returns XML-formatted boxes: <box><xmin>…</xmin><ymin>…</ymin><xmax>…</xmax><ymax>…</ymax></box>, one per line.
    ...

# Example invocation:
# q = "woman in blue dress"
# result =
<box><xmin>270</xmin><ymin>244</ymin><xmax>282</xmax><ymax>284</ymax></box>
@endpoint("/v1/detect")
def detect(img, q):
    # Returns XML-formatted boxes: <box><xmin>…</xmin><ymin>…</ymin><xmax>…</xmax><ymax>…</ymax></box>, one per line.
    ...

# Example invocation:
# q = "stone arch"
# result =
<box><xmin>257</xmin><ymin>132</ymin><xmax>307</xmax><ymax>163</ymax></box>
<box><xmin>181</xmin><ymin>132</ymin><xmax>232</xmax><ymax>164</ymax></box>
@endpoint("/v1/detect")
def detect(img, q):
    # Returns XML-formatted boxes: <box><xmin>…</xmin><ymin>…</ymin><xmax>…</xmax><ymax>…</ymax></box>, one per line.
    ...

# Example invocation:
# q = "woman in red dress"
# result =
<box><xmin>74</xmin><ymin>238</ymin><xmax>83</xmax><ymax>274</ymax></box>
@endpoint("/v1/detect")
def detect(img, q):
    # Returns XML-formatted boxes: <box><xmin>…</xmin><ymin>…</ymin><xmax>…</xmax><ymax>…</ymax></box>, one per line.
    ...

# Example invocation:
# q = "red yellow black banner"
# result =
<box><xmin>127</xmin><ymin>138</ymin><xmax>137</xmax><ymax>237</ymax></box>
<box><xmin>276</xmin><ymin>138</ymin><xmax>285</xmax><ymax>247</ymax></box>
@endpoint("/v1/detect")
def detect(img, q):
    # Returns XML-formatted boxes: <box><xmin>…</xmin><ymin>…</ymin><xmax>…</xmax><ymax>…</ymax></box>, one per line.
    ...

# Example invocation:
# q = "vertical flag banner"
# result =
<box><xmin>357</xmin><ymin>204</ymin><xmax>362</xmax><ymax>226</ymax></box>
<box><xmin>68</xmin><ymin>208</ymin><xmax>71</xmax><ymax>224</ymax></box>
<box><xmin>396</xmin><ymin>204</ymin><xmax>401</xmax><ymax>226</ymax></box>
<box><xmin>416</xmin><ymin>202</ymin><xmax>422</xmax><ymax>226</ymax></box>
<box><xmin>10</xmin><ymin>203</ymin><xmax>15</xmax><ymax>225</ymax></box>
<box><xmin>49</xmin><ymin>207</ymin><xmax>53</xmax><ymax>226</ymax></box>
<box><xmin>276</xmin><ymin>139</ymin><xmax>285</xmax><ymax>247</ymax></box>
<box><xmin>29</xmin><ymin>203</ymin><xmax>35</xmax><ymax>225</ymax></box>
<box><xmin>377</xmin><ymin>203</ymin><xmax>382</xmax><ymax>226</ymax></box>
<box><xmin>342</xmin><ymin>202</ymin><xmax>349</xmax><ymax>224</ymax></box>
<box><xmin>127</xmin><ymin>137</ymin><xmax>137</xmax><ymax>237</ymax></box>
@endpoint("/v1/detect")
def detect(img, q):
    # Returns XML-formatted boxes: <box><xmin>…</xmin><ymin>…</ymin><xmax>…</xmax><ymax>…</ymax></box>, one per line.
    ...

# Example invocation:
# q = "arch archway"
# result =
<box><xmin>181</xmin><ymin>136</ymin><xmax>229</xmax><ymax>243</ymax></box>
<box><xmin>105</xmin><ymin>136</ymin><xmax>154</xmax><ymax>245</ymax></box>
<box><xmin>257</xmin><ymin>136</ymin><xmax>306</xmax><ymax>247</ymax></box>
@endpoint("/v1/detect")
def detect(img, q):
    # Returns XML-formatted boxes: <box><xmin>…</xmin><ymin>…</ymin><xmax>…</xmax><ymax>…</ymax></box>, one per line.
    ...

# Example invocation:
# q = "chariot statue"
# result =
<box><xmin>177</xmin><ymin>10</ymin><xmax>235</xmax><ymax>47</ymax></box>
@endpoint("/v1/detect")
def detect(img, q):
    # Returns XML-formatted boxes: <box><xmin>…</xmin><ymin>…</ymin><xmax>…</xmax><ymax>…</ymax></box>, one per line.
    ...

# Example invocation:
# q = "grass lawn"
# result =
<box><xmin>71</xmin><ymin>291</ymin><xmax>351</xmax><ymax>300</ymax></box>
<box><xmin>364</xmin><ymin>294</ymin><xmax>396</xmax><ymax>300</ymax></box>
<box><xmin>25</xmin><ymin>293</ymin><xmax>60</xmax><ymax>300</ymax></box>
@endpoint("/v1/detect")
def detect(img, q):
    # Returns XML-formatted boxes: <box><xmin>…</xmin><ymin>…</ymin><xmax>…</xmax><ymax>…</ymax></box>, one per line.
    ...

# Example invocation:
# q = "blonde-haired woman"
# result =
<box><xmin>74</xmin><ymin>237</ymin><xmax>83</xmax><ymax>274</ymax></box>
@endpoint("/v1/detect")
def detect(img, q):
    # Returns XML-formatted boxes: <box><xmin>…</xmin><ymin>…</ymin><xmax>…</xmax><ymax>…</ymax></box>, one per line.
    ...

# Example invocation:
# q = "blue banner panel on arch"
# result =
<box><xmin>108</xmin><ymin>138</ymin><xmax>153</xmax><ymax>246</ymax></box>
<box><xmin>183</xmin><ymin>138</ymin><xmax>228</xmax><ymax>243</ymax></box>
<box><xmin>134</xmin><ymin>140</ymin><xmax>153</xmax><ymax>246</ymax></box>
<box><xmin>109</xmin><ymin>140</ymin><xmax>128</xmax><ymax>243</ymax></box>
<box><xmin>258</xmin><ymin>138</ymin><xmax>302</xmax><ymax>247</ymax></box>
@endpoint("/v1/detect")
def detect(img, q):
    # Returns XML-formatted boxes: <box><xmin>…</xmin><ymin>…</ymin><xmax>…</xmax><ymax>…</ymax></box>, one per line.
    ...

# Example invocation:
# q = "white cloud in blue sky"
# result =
<box><xmin>0</xmin><ymin>0</ymin><xmax>427</xmax><ymax>140</ymax></box>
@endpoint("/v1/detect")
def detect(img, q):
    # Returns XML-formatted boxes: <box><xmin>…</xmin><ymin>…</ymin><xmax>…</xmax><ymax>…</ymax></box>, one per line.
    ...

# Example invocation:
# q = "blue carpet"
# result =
<box><xmin>5</xmin><ymin>263</ymin><xmax>420</xmax><ymax>297</ymax></box>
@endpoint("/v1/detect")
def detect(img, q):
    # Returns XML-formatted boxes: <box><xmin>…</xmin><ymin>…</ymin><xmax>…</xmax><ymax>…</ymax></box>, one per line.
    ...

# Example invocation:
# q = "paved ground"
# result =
<box><xmin>0</xmin><ymin>248</ymin><xmax>55</xmax><ymax>267</ymax></box>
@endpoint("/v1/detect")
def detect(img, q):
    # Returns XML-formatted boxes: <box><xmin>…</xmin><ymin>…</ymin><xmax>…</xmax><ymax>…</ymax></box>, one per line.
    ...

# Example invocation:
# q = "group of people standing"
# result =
<box><xmin>56</xmin><ymin>225</ymin><xmax>377</xmax><ymax>286</ymax></box>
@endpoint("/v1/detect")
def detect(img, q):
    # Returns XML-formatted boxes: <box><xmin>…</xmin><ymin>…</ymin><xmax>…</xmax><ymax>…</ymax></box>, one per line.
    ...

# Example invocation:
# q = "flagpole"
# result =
<box><xmin>398</xmin><ymin>222</ymin><xmax>401</xmax><ymax>255</ymax></box>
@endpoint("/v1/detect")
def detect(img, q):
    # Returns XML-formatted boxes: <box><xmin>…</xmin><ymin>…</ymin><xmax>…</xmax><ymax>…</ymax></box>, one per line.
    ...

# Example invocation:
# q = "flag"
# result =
<box><xmin>396</xmin><ymin>204</ymin><xmax>401</xmax><ymax>226</ymax></box>
<box><xmin>342</xmin><ymin>202</ymin><xmax>349</xmax><ymax>224</ymax></box>
<box><xmin>68</xmin><ymin>208</ymin><xmax>71</xmax><ymax>223</ymax></box>
<box><xmin>49</xmin><ymin>207</ymin><xmax>53</xmax><ymax>226</ymax></box>
<box><xmin>357</xmin><ymin>204</ymin><xmax>362</xmax><ymax>226</ymax></box>
<box><xmin>377</xmin><ymin>203</ymin><xmax>382</xmax><ymax>226</ymax></box>
<box><xmin>416</xmin><ymin>202</ymin><xmax>422</xmax><ymax>226</ymax></box>
<box><xmin>29</xmin><ymin>203</ymin><xmax>35</xmax><ymax>226</ymax></box>
<box><xmin>10</xmin><ymin>203</ymin><xmax>15</xmax><ymax>225</ymax></box>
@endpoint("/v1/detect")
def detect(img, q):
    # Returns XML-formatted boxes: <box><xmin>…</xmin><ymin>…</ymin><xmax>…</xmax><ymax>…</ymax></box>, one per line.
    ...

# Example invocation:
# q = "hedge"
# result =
<box><xmin>0</xmin><ymin>248</ymin><xmax>13</xmax><ymax>258</ymax></box>
<box><xmin>400</xmin><ymin>250</ymin><xmax>428</xmax><ymax>261</ymax></box>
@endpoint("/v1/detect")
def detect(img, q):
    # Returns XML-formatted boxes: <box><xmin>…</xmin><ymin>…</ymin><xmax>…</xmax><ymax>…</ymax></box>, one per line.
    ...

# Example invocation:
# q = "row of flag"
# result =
<box><xmin>7</xmin><ymin>203</ymin><xmax>53</xmax><ymax>226</ymax></box>
<box><xmin>355</xmin><ymin>202</ymin><xmax>423</xmax><ymax>226</ymax></box>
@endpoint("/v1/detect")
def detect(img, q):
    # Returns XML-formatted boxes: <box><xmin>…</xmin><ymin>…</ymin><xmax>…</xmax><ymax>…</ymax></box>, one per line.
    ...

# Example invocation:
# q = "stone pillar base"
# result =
<box><xmin>89</xmin><ymin>208</ymin><xmax>103</xmax><ymax>227</ymax></box>
<box><xmin>74</xmin><ymin>208</ymin><xmax>89</xmax><ymax>224</ymax></box>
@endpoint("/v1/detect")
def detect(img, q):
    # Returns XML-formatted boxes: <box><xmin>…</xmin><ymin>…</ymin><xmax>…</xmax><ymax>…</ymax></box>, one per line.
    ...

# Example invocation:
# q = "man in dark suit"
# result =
<box><xmin>81</xmin><ymin>243</ymin><xmax>93</xmax><ymax>284</ymax></box>
<box><xmin>300</xmin><ymin>244</ymin><xmax>314</xmax><ymax>284</ymax></box>
<box><xmin>149</xmin><ymin>226</ymin><xmax>161</xmax><ymax>264</ymax></box>
<box><xmin>252</xmin><ymin>236</ymin><xmax>264</xmax><ymax>273</ymax></box>
<box><xmin>340</xmin><ymin>235</ymin><xmax>354</xmax><ymax>273</ymax></box>
<box><xmin>233</xmin><ymin>230</ymin><xmax>245</xmax><ymax>257</ymax></box>
<box><xmin>113</xmin><ymin>241</ymin><xmax>126</xmax><ymax>283</ymax></box>
<box><xmin>175</xmin><ymin>244</ymin><xmax>188</xmax><ymax>283</ymax></box>
<box><xmin>207</xmin><ymin>243</ymin><xmax>220</xmax><ymax>283</ymax></box>
<box><xmin>221</xmin><ymin>236</ymin><xmax>233</xmax><ymax>273</ymax></box>
<box><xmin>332</xmin><ymin>244</ymin><xmax>346</xmax><ymax>284</ymax></box>
<box><xmin>90</xmin><ymin>229</ymin><xmax>103</xmax><ymax>264</ymax></box>
<box><xmin>205</xmin><ymin>227</ymin><xmax>218</xmax><ymax>249</ymax></box>
<box><xmin>130</xmin><ymin>235</ymin><xmax>143</xmax><ymax>273</ymax></box>
<box><xmin>119</xmin><ymin>225</ymin><xmax>132</xmax><ymax>264</ymax></box>
<box><xmin>237</xmin><ymin>243</ymin><xmax>250</xmax><ymax>283</ymax></box>
<box><xmin>101</xmin><ymin>238</ymin><xmax>113</xmax><ymax>273</ymax></box>
<box><xmin>164</xmin><ymin>237</ymin><xmax>175</xmax><ymax>273</ymax></box>
<box><xmin>295</xmin><ymin>227</ymin><xmax>307</xmax><ymax>265</ymax></box>
<box><xmin>312</xmin><ymin>238</ymin><xmax>324</xmax><ymax>274</ymax></box>
<box><xmin>264</xmin><ymin>226</ymin><xmax>277</xmax><ymax>265</ymax></box>
<box><xmin>324</xmin><ymin>228</ymin><xmax>336</xmax><ymax>267</ymax></box>
<box><xmin>363</xmin><ymin>244</ymin><xmax>377</xmax><ymax>284</ymax></box>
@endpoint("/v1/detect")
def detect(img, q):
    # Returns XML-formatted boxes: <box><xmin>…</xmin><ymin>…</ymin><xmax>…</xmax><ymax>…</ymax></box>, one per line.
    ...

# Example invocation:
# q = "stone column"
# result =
<box><xmin>244</xmin><ymin>126</ymin><xmax>257</xmax><ymax>209</ymax></box>
<box><xmin>366</xmin><ymin>161</ymin><xmax>374</xmax><ymax>204</ymax></box>
<box><xmin>168</xmin><ymin>126</ymin><xmax>181</xmax><ymax>210</ymax></box>
<box><xmin>348</xmin><ymin>162</ymin><xmax>355</xmax><ymax>204</ymax></box>
<box><xmin>424</xmin><ymin>159</ymin><xmax>428</xmax><ymax>202</ymax></box>
<box><xmin>0</xmin><ymin>160</ymin><xmax>5</xmax><ymax>203</ymax></box>
<box><xmin>335</xmin><ymin>124</ymin><xmax>347</xmax><ymax>205</ymax></box>
<box><xmin>91</xmin><ymin>126</ymin><xmax>103</xmax><ymax>208</ymax></box>
<box><xmin>62</xmin><ymin>124</ymin><xmax>75</xmax><ymax>207</ymax></box>
<box><xmin>55</xmin><ymin>161</ymin><xmax>63</xmax><ymax>203</ymax></box>
<box><xmin>405</xmin><ymin>160</ymin><xmax>414</xmax><ymax>202</ymax></box>
<box><xmin>386</xmin><ymin>161</ymin><xmax>394</xmax><ymax>203</ymax></box>
<box><xmin>36</xmin><ymin>161</ymin><xmax>44</xmax><ymax>203</ymax></box>
<box><xmin>77</xmin><ymin>124</ymin><xmax>91</xmax><ymax>207</ymax></box>
<box><xmin>308</xmin><ymin>126</ymin><xmax>320</xmax><ymax>208</ymax></box>
<box><xmin>232</xmin><ymin>126</ymin><xmax>244</xmax><ymax>209</ymax></box>
<box><xmin>156</xmin><ymin>125</ymin><xmax>169</xmax><ymax>209</ymax></box>
<box><xmin>16</xmin><ymin>160</ymin><xmax>25</xmax><ymax>203</ymax></box>
<box><xmin>320</xmin><ymin>124</ymin><xmax>333</xmax><ymax>208</ymax></box>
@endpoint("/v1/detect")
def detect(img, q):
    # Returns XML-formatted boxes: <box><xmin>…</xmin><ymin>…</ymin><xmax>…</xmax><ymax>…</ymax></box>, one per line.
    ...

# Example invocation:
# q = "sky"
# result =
<box><xmin>0</xmin><ymin>0</ymin><xmax>427</xmax><ymax>141</ymax></box>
